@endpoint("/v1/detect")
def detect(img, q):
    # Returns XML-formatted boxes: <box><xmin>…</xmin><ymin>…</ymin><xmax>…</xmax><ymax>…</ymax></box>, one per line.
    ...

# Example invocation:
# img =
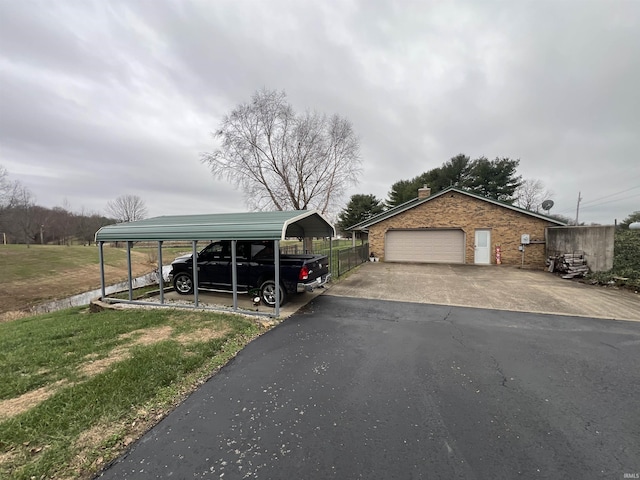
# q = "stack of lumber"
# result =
<box><xmin>546</xmin><ymin>252</ymin><xmax>590</xmax><ymax>279</ymax></box>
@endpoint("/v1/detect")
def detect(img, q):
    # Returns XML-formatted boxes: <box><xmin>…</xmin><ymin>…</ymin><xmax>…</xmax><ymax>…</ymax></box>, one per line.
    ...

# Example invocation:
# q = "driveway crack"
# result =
<box><xmin>441</xmin><ymin>308</ymin><xmax>466</xmax><ymax>348</ymax></box>
<box><xmin>490</xmin><ymin>354</ymin><xmax>508</xmax><ymax>387</ymax></box>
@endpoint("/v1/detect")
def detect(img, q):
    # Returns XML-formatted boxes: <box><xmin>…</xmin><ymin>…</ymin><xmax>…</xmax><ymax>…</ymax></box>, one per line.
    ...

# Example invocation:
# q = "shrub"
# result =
<box><xmin>613</xmin><ymin>229</ymin><xmax>640</xmax><ymax>278</ymax></box>
<box><xmin>586</xmin><ymin>229</ymin><xmax>640</xmax><ymax>289</ymax></box>
<box><xmin>146</xmin><ymin>250</ymin><xmax>158</xmax><ymax>265</ymax></box>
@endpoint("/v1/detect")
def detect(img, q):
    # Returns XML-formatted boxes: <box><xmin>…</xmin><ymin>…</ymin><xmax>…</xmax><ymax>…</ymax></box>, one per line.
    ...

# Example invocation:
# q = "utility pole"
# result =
<box><xmin>575</xmin><ymin>191</ymin><xmax>582</xmax><ymax>225</ymax></box>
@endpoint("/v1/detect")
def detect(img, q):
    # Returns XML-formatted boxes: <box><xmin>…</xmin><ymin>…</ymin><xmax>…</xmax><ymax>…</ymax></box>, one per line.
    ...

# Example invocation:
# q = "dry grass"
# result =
<box><xmin>0</xmin><ymin>381</ymin><xmax>68</xmax><ymax>420</ymax></box>
<box><xmin>0</xmin><ymin>247</ymin><xmax>155</xmax><ymax>315</ymax></box>
<box><xmin>1</xmin><ymin>323</ymin><xmax>233</xmax><ymax>422</ymax></box>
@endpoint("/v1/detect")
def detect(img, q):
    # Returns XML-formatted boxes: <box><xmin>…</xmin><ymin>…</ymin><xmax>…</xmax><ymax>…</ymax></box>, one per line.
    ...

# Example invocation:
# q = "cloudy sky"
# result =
<box><xmin>1</xmin><ymin>0</ymin><xmax>639</xmax><ymax>225</ymax></box>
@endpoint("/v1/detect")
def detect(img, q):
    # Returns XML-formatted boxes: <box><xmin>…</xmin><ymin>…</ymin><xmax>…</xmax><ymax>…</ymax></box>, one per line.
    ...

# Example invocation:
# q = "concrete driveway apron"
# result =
<box><xmin>326</xmin><ymin>262</ymin><xmax>640</xmax><ymax>322</ymax></box>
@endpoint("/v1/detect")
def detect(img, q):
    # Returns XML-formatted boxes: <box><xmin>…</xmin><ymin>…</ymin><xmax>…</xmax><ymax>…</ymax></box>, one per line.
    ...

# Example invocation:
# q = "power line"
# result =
<box><xmin>556</xmin><ymin>185</ymin><xmax>640</xmax><ymax>214</ymax></box>
<box><xmin>579</xmin><ymin>184</ymin><xmax>640</xmax><ymax>208</ymax></box>
<box><xmin>579</xmin><ymin>192</ymin><xmax>640</xmax><ymax>211</ymax></box>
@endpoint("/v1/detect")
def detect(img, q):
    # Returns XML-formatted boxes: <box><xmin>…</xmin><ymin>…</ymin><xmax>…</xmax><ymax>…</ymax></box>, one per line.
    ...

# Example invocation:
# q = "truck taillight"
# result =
<box><xmin>299</xmin><ymin>265</ymin><xmax>309</xmax><ymax>281</ymax></box>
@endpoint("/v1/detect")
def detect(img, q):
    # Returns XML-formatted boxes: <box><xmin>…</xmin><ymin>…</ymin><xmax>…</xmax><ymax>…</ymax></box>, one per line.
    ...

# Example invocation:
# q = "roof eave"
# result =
<box><xmin>346</xmin><ymin>187</ymin><xmax>567</xmax><ymax>229</ymax></box>
<box><xmin>95</xmin><ymin>209</ymin><xmax>336</xmax><ymax>242</ymax></box>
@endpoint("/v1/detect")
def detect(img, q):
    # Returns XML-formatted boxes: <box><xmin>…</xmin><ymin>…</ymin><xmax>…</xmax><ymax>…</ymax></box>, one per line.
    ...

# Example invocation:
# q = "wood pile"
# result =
<box><xmin>546</xmin><ymin>252</ymin><xmax>590</xmax><ymax>279</ymax></box>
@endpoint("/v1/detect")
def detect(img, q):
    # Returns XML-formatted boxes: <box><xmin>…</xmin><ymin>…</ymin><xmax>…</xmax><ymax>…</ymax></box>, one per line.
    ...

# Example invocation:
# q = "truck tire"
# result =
<box><xmin>173</xmin><ymin>272</ymin><xmax>194</xmax><ymax>295</ymax></box>
<box><xmin>259</xmin><ymin>280</ymin><xmax>287</xmax><ymax>307</ymax></box>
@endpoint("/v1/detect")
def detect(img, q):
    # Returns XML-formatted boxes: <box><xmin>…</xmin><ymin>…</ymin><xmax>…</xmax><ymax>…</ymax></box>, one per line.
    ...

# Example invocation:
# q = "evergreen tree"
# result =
<box><xmin>386</xmin><ymin>154</ymin><xmax>521</xmax><ymax>207</ymax></box>
<box><xmin>336</xmin><ymin>194</ymin><xmax>384</xmax><ymax>233</ymax></box>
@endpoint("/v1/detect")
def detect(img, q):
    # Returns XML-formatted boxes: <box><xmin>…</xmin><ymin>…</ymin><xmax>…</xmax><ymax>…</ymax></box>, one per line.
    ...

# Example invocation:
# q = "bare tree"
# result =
<box><xmin>514</xmin><ymin>179</ymin><xmax>554</xmax><ymax>213</ymax></box>
<box><xmin>1</xmin><ymin>166</ymin><xmax>25</xmax><ymax>243</ymax></box>
<box><xmin>0</xmin><ymin>165</ymin><xmax>8</xmax><ymax>202</ymax></box>
<box><xmin>106</xmin><ymin>194</ymin><xmax>148</xmax><ymax>223</ymax></box>
<box><xmin>11</xmin><ymin>183</ymin><xmax>38</xmax><ymax>246</ymax></box>
<box><xmin>201</xmin><ymin>89</ymin><xmax>362</xmax><ymax>214</ymax></box>
<box><xmin>0</xmin><ymin>164</ymin><xmax>17</xmax><ymax>209</ymax></box>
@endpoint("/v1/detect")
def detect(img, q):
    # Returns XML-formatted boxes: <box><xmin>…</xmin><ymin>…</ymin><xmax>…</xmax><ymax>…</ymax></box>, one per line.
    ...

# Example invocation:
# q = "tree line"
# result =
<box><xmin>0</xmin><ymin>165</ymin><xmax>147</xmax><ymax>246</ymax></box>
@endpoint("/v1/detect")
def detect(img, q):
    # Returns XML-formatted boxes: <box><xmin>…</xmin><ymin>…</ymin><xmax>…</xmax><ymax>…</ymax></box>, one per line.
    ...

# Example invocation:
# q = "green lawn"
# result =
<box><xmin>0</xmin><ymin>238</ymin><xmax>366</xmax><ymax>478</ymax></box>
<box><xmin>0</xmin><ymin>306</ymin><xmax>262</xmax><ymax>480</ymax></box>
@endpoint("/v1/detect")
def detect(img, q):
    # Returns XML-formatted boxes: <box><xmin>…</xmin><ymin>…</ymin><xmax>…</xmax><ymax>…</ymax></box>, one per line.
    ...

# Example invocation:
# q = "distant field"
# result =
<box><xmin>0</xmin><ymin>244</ymin><xmax>188</xmax><ymax>316</ymax></box>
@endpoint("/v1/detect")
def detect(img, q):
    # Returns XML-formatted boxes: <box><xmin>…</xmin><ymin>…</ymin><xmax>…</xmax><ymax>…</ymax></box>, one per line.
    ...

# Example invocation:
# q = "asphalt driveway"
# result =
<box><xmin>97</xmin><ymin>296</ymin><xmax>639</xmax><ymax>479</ymax></box>
<box><xmin>327</xmin><ymin>262</ymin><xmax>640</xmax><ymax>321</ymax></box>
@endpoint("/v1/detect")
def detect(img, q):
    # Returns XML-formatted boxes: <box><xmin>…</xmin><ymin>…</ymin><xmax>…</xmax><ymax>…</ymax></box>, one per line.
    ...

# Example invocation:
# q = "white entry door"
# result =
<box><xmin>474</xmin><ymin>229</ymin><xmax>491</xmax><ymax>264</ymax></box>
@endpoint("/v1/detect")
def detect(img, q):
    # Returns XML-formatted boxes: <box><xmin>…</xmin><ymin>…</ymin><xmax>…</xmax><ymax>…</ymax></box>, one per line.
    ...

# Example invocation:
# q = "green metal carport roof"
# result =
<box><xmin>95</xmin><ymin>210</ymin><xmax>335</xmax><ymax>242</ymax></box>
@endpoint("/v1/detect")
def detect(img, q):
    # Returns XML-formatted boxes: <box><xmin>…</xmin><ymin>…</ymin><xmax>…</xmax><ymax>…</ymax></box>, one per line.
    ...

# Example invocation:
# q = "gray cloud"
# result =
<box><xmin>0</xmin><ymin>0</ymin><xmax>638</xmax><ymax>223</ymax></box>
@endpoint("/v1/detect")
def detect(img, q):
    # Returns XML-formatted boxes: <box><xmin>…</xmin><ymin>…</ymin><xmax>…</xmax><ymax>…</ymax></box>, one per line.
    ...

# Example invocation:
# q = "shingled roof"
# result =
<box><xmin>346</xmin><ymin>187</ymin><xmax>566</xmax><ymax>230</ymax></box>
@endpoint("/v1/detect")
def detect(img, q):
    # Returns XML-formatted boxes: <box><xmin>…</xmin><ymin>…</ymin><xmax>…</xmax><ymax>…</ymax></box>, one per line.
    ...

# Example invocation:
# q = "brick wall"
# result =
<box><xmin>369</xmin><ymin>192</ymin><xmax>557</xmax><ymax>267</ymax></box>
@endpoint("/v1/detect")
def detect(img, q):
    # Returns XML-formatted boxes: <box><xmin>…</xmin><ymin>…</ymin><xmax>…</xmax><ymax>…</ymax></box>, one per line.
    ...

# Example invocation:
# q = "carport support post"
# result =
<box><xmin>329</xmin><ymin>236</ymin><xmax>333</xmax><ymax>277</ymax></box>
<box><xmin>231</xmin><ymin>240</ymin><xmax>238</xmax><ymax>311</ymax></box>
<box><xmin>158</xmin><ymin>241</ymin><xmax>164</xmax><ymax>304</ymax></box>
<box><xmin>274</xmin><ymin>239</ymin><xmax>280</xmax><ymax>317</ymax></box>
<box><xmin>351</xmin><ymin>231</ymin><xmax>356</xmax><ymax>248</ymax></box>
<box><xmin>192</xmin><ymin>241</ymin><xmax>199</xmax><ymax>307</ymax></box>
<box><xmin>127</xmin><ymin>241</ymin><xmax>133</xmax><ymax>301</ymax></box>
<box><xmin>98</xmin><ymin>241</ymin><xmax>106</xmax><ymax>300</ymax></box>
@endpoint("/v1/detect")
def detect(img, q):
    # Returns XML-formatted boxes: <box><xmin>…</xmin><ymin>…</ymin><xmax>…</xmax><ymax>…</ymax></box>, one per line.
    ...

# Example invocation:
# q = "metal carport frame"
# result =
<box><xmin>95</xmin><ymin>210</ymin><xmax>335</xmax><ymax>317</ymax></box>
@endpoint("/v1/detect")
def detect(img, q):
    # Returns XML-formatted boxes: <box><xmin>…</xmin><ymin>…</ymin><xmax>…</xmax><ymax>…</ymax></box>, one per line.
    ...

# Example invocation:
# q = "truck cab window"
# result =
<box><xmin>235</xmin><ymin>243</ymin><xmax>248</xmax><ymax>261</ymax></box>
<box><xmin>200</xmin><ymin>243</ymin><xmax>225</xmax><ymax>260</ymax></box>
<box><xmin>252</xmin><ymin>243</ymin><xmax>274</xmax><ymax>259</ymax></box>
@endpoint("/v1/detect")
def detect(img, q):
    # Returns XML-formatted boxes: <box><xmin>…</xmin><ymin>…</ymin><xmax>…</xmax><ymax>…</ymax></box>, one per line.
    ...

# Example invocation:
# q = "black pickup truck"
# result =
<box><xmin>169</xmin><ymin>240</ymin><xmax>330</xmax><ymax>307</ymax></box>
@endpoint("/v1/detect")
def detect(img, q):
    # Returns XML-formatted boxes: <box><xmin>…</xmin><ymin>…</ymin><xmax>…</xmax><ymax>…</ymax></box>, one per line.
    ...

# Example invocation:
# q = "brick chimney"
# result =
<box><xmin>418</xmin><ymin>185</ymin><xmax>431</xmax><ymax>199</ymax></box>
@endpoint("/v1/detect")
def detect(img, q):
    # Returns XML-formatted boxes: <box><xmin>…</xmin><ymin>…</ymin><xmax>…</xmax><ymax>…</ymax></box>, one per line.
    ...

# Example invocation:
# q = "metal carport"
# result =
<box><xmin>94</xmin><ymin>210</ymin><xmax>335</xmax><ymax>317</ymax></box>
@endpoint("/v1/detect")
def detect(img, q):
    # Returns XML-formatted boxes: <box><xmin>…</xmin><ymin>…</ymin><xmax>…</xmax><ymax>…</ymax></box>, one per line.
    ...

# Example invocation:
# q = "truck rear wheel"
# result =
<box><xmin>259</xmin><ymin>280</ymin><xmax>287</xmax><ymax>307</ymax></box>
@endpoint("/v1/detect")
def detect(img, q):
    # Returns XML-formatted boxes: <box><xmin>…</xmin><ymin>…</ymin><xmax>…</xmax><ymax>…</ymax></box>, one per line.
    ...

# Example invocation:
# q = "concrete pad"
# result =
<box><xmin>325</xmin><ymin>262</ymin><xmax>640</xmax><ymax>322</ymax></box>
<box><xmin>157</xmin><ymin>287</ymin><xmax>326</xmax><ymax>319</ymax></box>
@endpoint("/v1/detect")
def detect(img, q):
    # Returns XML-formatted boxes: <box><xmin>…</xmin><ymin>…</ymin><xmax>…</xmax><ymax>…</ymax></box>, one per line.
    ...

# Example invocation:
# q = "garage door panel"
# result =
<box><xmin>386</xmin><ymin>230</ymin><xmax>464</xmax><ymax>264</ymax></box>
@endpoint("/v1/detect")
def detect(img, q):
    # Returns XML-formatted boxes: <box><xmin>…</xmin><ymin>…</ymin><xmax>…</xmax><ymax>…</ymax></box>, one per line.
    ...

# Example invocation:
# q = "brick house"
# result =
<box><xmin>347</xmin><ymin>186</ymin><xmax>566</xmax><ymax>267</ymax></box>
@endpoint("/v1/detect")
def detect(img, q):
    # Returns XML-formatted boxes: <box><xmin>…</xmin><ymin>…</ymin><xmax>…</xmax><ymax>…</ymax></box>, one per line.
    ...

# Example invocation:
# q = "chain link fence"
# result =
<box><xmin>280</xmin><ymin>241</ymin><xmax>369</xmax><ymax>278</ymax></box>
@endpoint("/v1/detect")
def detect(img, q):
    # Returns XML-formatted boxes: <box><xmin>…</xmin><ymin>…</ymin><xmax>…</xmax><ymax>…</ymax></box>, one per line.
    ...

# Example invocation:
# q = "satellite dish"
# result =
<box><xmin>541</xmin><ymin>199</ymin><xmax>554</xmax><ymax>212</ymax></box>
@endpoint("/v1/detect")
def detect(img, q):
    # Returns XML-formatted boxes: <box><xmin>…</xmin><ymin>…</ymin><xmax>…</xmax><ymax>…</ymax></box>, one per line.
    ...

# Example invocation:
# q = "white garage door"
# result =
<box><xmin>385</xmin><ymin>230</ymin><xmax>465</xmax><ymax>264</ymax></box>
